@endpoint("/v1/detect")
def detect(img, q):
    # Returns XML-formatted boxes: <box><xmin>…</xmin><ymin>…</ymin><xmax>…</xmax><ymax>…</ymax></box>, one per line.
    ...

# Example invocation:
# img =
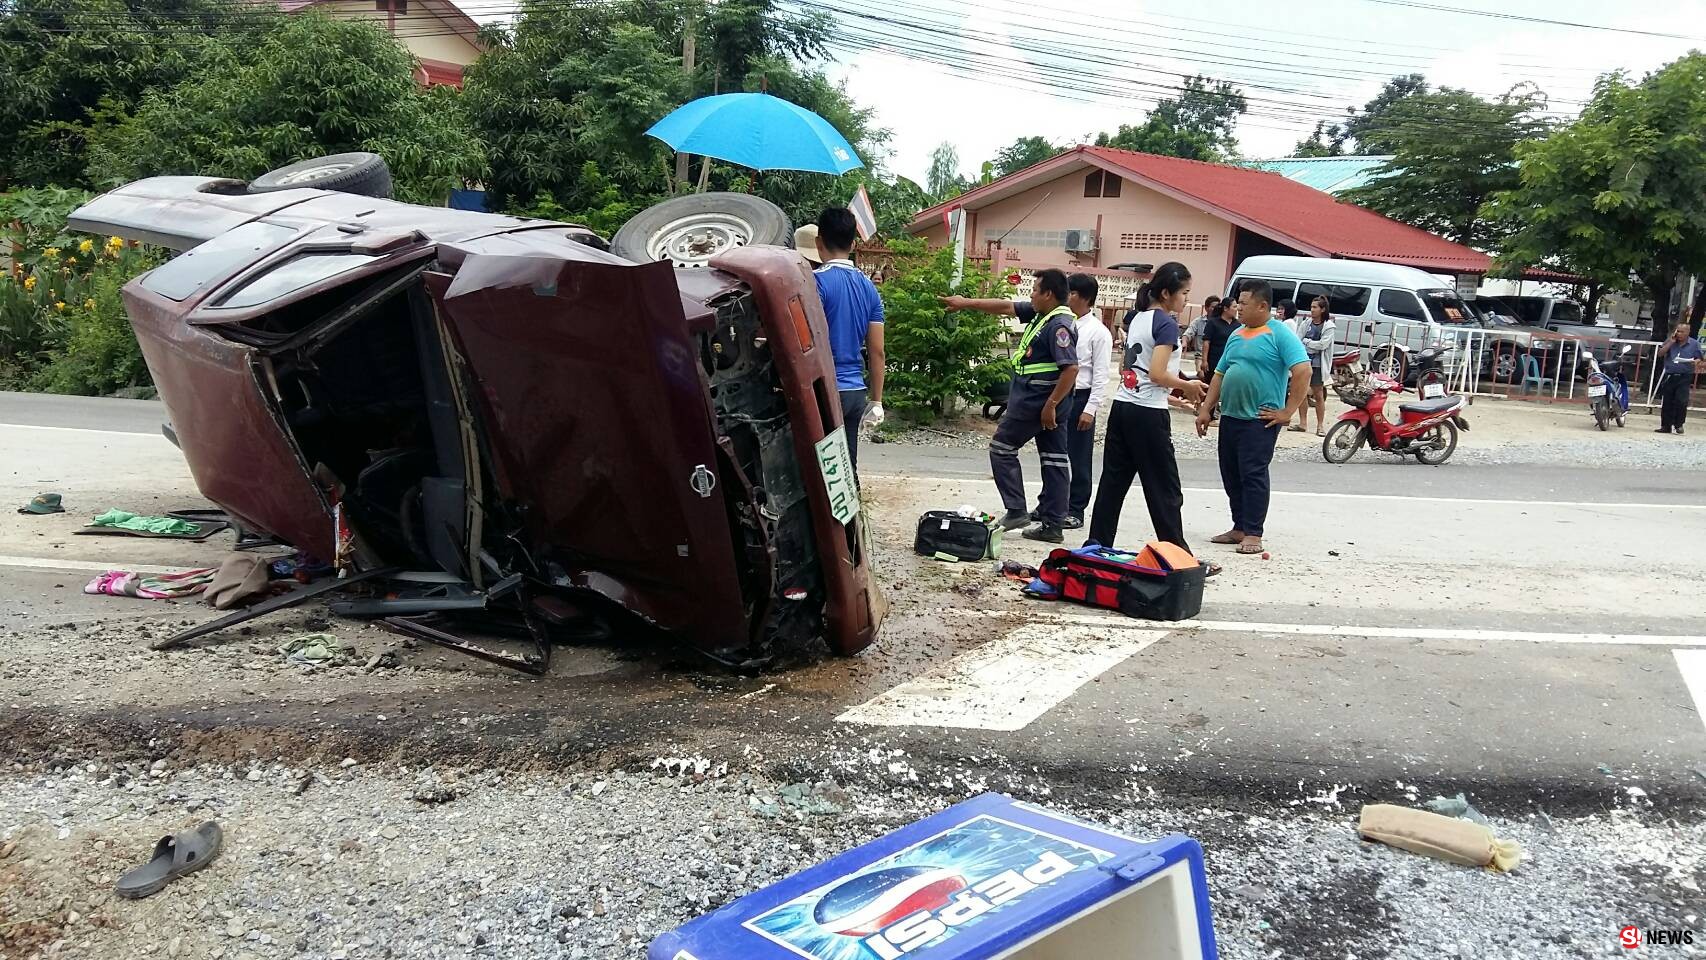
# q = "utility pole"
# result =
<box><xmin>674</xmin><ymin>11</ymin><xmax>697</xmax><ymax>193</ymax></box>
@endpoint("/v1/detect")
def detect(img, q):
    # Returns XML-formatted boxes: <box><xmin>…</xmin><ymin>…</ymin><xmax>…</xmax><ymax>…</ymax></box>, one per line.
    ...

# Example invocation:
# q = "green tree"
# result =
<box><xmin>0</xmin><ymin>0</ymin><xmax>250</xmax><ymax>188</ymax></box>
<box><xmin>1340</xmin><ymin>84</ymin><xmax>1549</xmax><ymax>249</ymax></box>
<box><xmin>1290</xmin><ymin>121</ymin><xmax>1343</xmax><ymax>158</ymax></box>
<box><xmin>925</xmin><ymin>142</ymin><xmax>966</xmax><ymax>201</ymax></box>
<box><xmin>991</xmin><ymin>136</ymin><xmax>1059</xmax><ymax>177</ymax></box>
<box><xmin>1490</xmin><ymin>54</ymin><xmax>1706</xmax><ymax>338</ymax></box>
<box><xmin>86</xmin><ymin>12</ymin><xmax>483</xmax><ymax>204</ymax></box>
<box><xmin>1332</xmin><ymin>73</ymin><xmax>1430</xmax><ymax>154</ymax></box>
<box><xmin>1094</xmin><ymin>76</ymin><xmax>1247</xmax><ymax>161</ymax></box>
<box><xmin>876</xmin><ymin>237</ymin><xmax>1008</xmax><ymax>420</ymax></box>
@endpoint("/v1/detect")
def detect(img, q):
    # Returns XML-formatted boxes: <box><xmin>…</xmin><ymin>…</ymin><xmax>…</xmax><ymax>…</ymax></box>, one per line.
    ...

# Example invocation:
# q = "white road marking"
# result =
<box><xmin>0</xmin><ymin>423</ymin><xmax>161</xmax><ymax>440</ymax></box>
<box><xmin>1673</xmin><ymin>650</ymin><xmax>1706</xmax><ymax>734</ymax></box>
<box><xmin>0</xmin><ymin>554</ymin><xmax>190</xmax><ymax>575</ymax></box>
<box><xmin>981</xmin><ymin>609</ymin><xmax>1706</xmax><ymax>648</ymax></box>
<box><xmin>860</xmin><ymin>474</ymin><xmax>1706</xmax><ymax>511</ymax></box>
<box><xmin>836</xmin><ymin>624</ymin><xmax>1165</xmax><ymax>731</ymax></box>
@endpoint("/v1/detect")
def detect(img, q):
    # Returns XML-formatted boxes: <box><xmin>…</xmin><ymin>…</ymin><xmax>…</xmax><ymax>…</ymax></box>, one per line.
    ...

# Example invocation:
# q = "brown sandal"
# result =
<box><xmin>1236</xmin><ymin>538</ymin><xmax>1265</xmax><ymax>555</ymax></box>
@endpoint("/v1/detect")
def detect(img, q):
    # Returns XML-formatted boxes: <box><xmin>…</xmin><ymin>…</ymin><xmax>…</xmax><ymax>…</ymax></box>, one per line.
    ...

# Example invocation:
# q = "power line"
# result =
<box><xmin>1356</xmin><ymin>0</ymin><xmax>1706</xmax><ymax>42</ymax></box>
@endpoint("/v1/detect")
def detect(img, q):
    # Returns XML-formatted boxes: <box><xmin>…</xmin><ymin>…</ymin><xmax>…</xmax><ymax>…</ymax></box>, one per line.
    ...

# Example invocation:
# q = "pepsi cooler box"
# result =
<box><xmin>649</xmin><ymin>793</ymin><xmax>1219</xmax><ymax>960</ymax></box>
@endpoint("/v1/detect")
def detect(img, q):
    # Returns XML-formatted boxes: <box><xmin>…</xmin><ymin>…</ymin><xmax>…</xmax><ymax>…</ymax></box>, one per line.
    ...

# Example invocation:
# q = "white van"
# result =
<box><xmin>1227</xmin><ymin>256</ymin><xmax>1479</xmax><ymax>382</ymax></box>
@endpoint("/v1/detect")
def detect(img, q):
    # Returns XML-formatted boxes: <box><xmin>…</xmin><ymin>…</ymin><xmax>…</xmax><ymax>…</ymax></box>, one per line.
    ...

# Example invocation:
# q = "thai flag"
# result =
<box><xmin>849</xmin><ymin>184</ymin><xmax>878</xmax><ymax>241</ymax></box>
<box><xmin>811</xmin><ymin>865</ymin><xmax>968</xmax><ymax>937</ymax></box>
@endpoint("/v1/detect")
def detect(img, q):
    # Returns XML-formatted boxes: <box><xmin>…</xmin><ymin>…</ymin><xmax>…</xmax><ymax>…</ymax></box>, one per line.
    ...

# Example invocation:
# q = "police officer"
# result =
<box><xmin>940</xmin><ymin>268</ymin><xmax>1080</xmax><ymax>542</ymax></box>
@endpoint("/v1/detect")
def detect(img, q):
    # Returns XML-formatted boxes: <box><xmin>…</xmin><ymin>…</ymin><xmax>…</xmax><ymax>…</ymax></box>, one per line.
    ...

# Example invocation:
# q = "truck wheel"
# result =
<box><xmin>248</xmin><ymin>152</ymin><xmax>392</xmax><ymax>198</ymax></box>
<box><xmin>612</xmin><ymin>193</ymin><xmax>792</xmax><ymax>268</ymax></box>
<box><xmin>1374</xmin><ymin>345</ymin><xmax>1408</xmax><ymax>384</ymax></box>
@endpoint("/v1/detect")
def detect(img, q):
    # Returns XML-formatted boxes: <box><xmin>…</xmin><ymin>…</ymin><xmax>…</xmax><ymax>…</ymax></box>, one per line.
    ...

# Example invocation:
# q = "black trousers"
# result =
<box><xmin>1065</xmin><ymin>388</ymin><xmax>1095</xmax><ymax>518</ymax></box>
<box><xmin>839</xmin><ymin>389</ymin><xmax>867</xmax><ymax>472</ymax></box>
<box><xmin>1217</xmin><ymin>415</ymin><xmax>1281</xmax><ymax>538</ymax></box>
<box><xmin>1658</xmin><ymin>374</ymin><xmax>1691</xmax><ymax>430</ymax></box>
<box><xmin>990</xmin><ymin>379</ymin><xmax>1070</xmax><ymax>524</ymax></box>
<box><xmin>1086</xmin><ymin>403</ymin><xmax>1188</xmax><ymax>551</ymax></box>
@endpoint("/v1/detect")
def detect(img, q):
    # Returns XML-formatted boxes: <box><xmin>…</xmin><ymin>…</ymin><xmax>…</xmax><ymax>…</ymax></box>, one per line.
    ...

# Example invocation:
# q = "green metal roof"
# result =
<box><xmin>1249</xmin><ymin>156</ymin><xmax>1393</xmax><ymax>195</ymax></box>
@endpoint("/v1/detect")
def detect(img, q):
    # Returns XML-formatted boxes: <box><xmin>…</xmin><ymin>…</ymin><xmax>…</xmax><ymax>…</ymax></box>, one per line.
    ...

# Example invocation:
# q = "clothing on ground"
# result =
<box><xmin>1073</xmin><ymin>311</ymin><xmax>1112</xmax><ymax>416</ymax></box>
<box><xmin>1116</xmin><ymin>308</ymin><xmax>1183</xmax><ymax>410</ymax></box>
<box><xmin>89</xmin><ymin>509</ymin><xmax>198</xmax><ymax>536</ymax></box>
<box><xmin>839</xmin><ymin>388</ymin><xmax>867</xmax><ymax>473</ymax></box>
<box><xmin>1215</xmin><ymin>321</ymin><xmax>1310</xmax><ymax>421</ymax></box>
<box><xmin>1065</xmin><ymin>387</ymin><xmax>1094</xmax><ymax>518</ymax></box>
<box><xmin>1088</xmin><ymin>402</ymin><xmax>1187</xmax><ymax>551</ymax></box>
<box><xmin>84</xmin><ymin>567</ymin><xmax>216</xmax><ymax>600</ymax></box>
<box><xmin>1217</xmin><ymin>415</ymin><xmax>1281</xmax><ymax>538</ymax></box>
<box><xmin>813</xmin><ymin>260</ymin><xmax>884</xmax><ymax>391</ymax></box>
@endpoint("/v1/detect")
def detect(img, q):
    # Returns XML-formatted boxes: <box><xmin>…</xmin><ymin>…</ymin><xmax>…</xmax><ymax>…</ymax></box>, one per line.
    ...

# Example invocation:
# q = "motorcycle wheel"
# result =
<box><xmin>1322</xmin><ymin>420</ymin><xmax>1366</xmax><ymax>464</ymax></box>
<box><xmin>1593</xmin><ymin>401</ymin><xmax>1609</xmax><ymax>431</ymax></box>
<box><xmin>1414</xmin><ymin>420</ymin><xmax>1459</xmax><ymax>465</ymax></box>
<box><xmin>1616</xmin><ymin>409</ymin><xmax>1627</xmax><ymax>428</ymax></box>
<box><xmin>1416</xmin><ymin>369</ymin><xmax>1445</xmax><ymax>395</ymax></box>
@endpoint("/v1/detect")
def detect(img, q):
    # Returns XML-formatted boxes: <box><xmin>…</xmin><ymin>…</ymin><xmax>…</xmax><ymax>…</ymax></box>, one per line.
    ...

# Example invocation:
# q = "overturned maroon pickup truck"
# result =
<box><xmin>71</xmin><ymin>154</ymin><xmax>883</xmax><ymax>670</ymax></box>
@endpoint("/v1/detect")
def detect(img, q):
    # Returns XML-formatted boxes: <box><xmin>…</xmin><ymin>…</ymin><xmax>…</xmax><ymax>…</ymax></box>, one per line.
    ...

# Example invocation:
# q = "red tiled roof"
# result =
<box><xmin>415</xmin><ymin>57</ymin><xmax>466</xmax><ymax>88</ymax></box>
<box><xmin>910</xmin><ymin>145</ymin><xmax>1494</xmax><ymax>276</ymax></box>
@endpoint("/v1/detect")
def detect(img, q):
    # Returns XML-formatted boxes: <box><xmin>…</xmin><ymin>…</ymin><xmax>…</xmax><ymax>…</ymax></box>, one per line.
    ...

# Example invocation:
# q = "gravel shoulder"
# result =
<box><xmin>2</xmin><ymin>752</ymin><xmax>1700</xmax><ymax>960</ymax></box>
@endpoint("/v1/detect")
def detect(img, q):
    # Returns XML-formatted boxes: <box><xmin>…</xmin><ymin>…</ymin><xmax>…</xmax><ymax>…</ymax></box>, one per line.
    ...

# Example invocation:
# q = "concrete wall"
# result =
<box><xmin>967</xmin><ymin>168</ymin><xmax>1236</xmax><ymax>297</ymax></box>
<box><xmin>312</xmin><ymin>0</ymin><xmax>481</xmax><ymax>65</ymax></box>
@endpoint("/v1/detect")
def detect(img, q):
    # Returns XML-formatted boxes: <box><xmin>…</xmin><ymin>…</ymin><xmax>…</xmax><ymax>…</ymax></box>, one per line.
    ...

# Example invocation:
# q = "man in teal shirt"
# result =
<box><xmin>1195</xmin><ymin>279</ymin><xmax>1310</xmax><ymax>555</ymax></box>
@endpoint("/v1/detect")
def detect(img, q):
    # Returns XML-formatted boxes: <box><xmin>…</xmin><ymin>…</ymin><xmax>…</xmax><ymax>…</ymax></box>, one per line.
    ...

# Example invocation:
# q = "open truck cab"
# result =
<box><xmin>70</xmin><ymin>166</ymin><xmax>883</xmax><ymax>669</ymax></box>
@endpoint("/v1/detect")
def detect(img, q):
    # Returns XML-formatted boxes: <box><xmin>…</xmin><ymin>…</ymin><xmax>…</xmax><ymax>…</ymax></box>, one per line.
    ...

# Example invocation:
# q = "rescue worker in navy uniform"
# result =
<box><xmin>941</xmin><ymin>268</ymin><xmax>1080</xmax><ymax>543</ymax></box>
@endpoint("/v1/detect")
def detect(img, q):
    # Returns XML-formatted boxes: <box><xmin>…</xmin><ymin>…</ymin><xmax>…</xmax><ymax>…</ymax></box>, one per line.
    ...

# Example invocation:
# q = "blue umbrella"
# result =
<box><xmin>647</xmin><ymin>93</ymin><xmax>864</xmax><ymax>175</ymax></box>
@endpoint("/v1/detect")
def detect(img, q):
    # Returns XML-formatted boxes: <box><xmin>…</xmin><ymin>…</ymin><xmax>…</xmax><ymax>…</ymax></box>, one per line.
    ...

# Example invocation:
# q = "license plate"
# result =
<box><xmin>815</xmin><ymin>426</ymin><xmax>861</xmax><ymax>526</ymax></box>
<box><xmin>1421</xmin><ymin>383</ymin><xmax>1445</xmax><ymax>399</ymax></box>
<box><xmin>1587</xmin><ymin>384</ymin><xmax>1607</xmax><ymax>398</ymax></box>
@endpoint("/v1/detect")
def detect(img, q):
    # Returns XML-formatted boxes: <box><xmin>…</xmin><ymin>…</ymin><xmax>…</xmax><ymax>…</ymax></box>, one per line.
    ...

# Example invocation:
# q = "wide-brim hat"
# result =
<box><xmin>793</xmin><ymin>224</ymin><xmax>823</xmax><ymax>264</ymax></box>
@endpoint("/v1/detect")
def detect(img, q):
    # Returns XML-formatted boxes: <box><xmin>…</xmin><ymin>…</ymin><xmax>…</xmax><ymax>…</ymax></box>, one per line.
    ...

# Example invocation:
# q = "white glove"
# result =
<box><xmin>862</xmin><ymin>402</ymin><xmax>885</xmax><ymax>429</ymax></box>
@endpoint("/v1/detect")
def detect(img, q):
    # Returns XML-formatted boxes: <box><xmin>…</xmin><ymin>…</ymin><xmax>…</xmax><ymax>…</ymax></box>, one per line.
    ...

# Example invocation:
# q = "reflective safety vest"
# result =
<box><xmin>1012</xmin><ymin>305</ymin><xmax>1075</xmax><ymax>376</ymax></box>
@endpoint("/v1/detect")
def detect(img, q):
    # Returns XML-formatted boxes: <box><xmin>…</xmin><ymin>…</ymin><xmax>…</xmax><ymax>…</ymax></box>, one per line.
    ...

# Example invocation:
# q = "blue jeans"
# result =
<box><xmin>1217</xmin><ymin>416</ymin><xmax>1280</xmax><ymax>538</ymax></box>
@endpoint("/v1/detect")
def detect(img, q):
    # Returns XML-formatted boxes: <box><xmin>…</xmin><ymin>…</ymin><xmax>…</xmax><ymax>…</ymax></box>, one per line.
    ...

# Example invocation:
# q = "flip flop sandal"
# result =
<box><xmin>115</xmin><ymin>822</ymin><xmax>223</xmax><ymax>899</ymax></box>
<box><xmin>1237</xmin><ymin>541</ymin><xmax>1265</xmax><ymax>555</ymax></box>
<box><xmin>1204</xmin><ymin>562</ymin><xmax>1224</xmax><ymax>578</ymax></box>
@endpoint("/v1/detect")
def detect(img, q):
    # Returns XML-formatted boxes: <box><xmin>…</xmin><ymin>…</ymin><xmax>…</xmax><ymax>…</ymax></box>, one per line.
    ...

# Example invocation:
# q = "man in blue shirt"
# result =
<box><xmin>1656</xmin><ymin>322</ymin><xmax>1705</xmax><ymax>435</ymax></box>
<box><xmin>810</xmin><ymin>208</ymin><xmax>886</xmax><ymax>472</ymax></box>
<box><xmin>1195</xmin><ymin>279</ymin><xmax>1310</xmax><ymax>556</ymax></box>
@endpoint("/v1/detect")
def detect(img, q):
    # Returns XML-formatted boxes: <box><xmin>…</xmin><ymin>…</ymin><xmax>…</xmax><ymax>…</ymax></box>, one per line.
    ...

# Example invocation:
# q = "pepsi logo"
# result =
<box><xmin>812</xmin><ymin>866</ymin><xmax>968</xmax><ymax>937</ymax></box>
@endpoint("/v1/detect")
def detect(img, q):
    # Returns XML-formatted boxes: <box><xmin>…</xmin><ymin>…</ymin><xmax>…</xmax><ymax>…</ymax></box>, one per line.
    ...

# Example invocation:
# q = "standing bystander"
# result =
<box><xmin>808</xmin><ymin>209</ymin><xmax>886</xmax><ymax>473</ymax></box>
<box><xmin>1195</xmin><ymin>280</ymin><xmax>1311</xmax><ymax>555</ymax></box>
<box><xmin>1291</xmin><ymin>296</ymin><xmax>1335</xmax><ymax>435</ymax></box>
<box><xmin>1654</xmin><ymin>322</ymin><xmax>1704</xmax><ymax>435</ymax></box>
<box><xmin>1063</xmin><ymin>273</ymin><xmax>1111</xmax><ymax>529</ymax></box>
<box><xmin>940</xmin><ymin>269</ymin><xmax>1080</xmax><ymax>542</ymax></box>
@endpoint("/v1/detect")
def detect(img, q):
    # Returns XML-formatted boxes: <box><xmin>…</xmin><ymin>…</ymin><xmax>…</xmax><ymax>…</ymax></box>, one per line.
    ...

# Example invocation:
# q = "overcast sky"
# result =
<box><xmin>813</xmin><ymin>0</ymin><xmax>1706</xmax><ymax>184</ymax></box>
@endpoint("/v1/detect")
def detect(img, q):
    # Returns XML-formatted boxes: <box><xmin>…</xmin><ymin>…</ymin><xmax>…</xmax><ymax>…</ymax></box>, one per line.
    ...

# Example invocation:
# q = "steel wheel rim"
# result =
<box><xmin>274</xmin><ymin>162</ymin><xmax>357</xmax><ymax>185</ymax></box>
<box><xmin>648</xmin><ymin>212</ymin><xmax>754</xmax><ymax>268</ymax></box>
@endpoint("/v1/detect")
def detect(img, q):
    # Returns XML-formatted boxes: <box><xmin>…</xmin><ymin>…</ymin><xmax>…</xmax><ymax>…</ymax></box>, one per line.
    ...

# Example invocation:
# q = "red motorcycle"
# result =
<box><xmin>1323</xmin><ymin>352</ymin><xmax>1469</xmax><ymax>465</ymax></box>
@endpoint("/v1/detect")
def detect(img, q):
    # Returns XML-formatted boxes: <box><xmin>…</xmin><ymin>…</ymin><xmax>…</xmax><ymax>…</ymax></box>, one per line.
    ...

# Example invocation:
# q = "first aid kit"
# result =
<box><xmin>649</xmin><ymin>792</ymin><xmax>1220</xmax><ymax>960</ymax></box>
<box><xmin>1026</xmin><ymin>542</ymin><xmax>1205</xmax><ymax>621</ymax></box>
<box><xmin>914</xmin><ymin>509</ymin><xmax>1002</xmax><ymax>562</ymax></box>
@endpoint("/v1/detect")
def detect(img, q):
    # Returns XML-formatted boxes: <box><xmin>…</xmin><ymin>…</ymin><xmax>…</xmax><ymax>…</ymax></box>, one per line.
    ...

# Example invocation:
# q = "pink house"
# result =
<box><xmin>908</xmin><ymin>146</ymin><xmax>1498</xmax><ymax>311</ymax></box>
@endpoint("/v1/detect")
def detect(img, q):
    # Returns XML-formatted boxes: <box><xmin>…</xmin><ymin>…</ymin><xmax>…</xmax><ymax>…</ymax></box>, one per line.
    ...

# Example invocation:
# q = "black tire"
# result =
<box><xmin>1322</xmin><ymin>420</ymin><xmax>1365</xmax><ymax>464</ymax></box>
<box><xmin>1414</xmin><ymin>420</ymin><xmax>1459</xmax><ymax>465</ymax></box>
<box><xmin>612</xmin><ymin>192</ymin><xmax>791</xmax><ymax>268</ymax></box>
<box><xmin>1593</xmin><ymin>400</ymin><xmax>1609</xmax><ymax>431</ymax></box>
<box><xmin>1373</xmin><ymin>345</ymin><xmax>1408</xmax><ymax>384</ymax></box>
<box><xmin>249</xmin><ymin>152</ymin><xmax>392</xmax><ymax>198</ymax></box>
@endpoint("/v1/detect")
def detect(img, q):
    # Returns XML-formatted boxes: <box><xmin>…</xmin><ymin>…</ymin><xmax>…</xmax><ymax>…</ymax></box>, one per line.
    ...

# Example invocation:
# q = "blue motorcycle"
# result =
<box><xmin>1581</xmin><ymin>344</ymin><xmax>1631</xmax><ymax>431</ymax></box>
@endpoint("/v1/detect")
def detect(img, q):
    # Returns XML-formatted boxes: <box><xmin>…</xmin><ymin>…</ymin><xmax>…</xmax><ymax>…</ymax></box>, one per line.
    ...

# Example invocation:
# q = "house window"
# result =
<box><xmin>1102</xmin><ymin>176</ymin><xmax>1121</xmax><ymax>198</ymax></box>
<box><xmin>1084</xmin><ymin>171</ymin><xmax>1103</xmax><ymax>198</ymax></box>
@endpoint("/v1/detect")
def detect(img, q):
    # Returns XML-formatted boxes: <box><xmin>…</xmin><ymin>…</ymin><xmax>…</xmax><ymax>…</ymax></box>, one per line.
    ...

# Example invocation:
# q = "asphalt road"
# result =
<box><xmin>3</xmin><ymin>391</ymin><xmax>1704</xmax><ymax>817</ymax></box>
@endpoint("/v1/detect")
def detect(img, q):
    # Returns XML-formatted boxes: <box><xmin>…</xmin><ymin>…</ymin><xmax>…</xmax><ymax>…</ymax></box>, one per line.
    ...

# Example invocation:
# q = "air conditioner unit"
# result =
<box><xmin>1063</xmin><ymin>229</ymin><xmax>1098</xmax><ymax>253</ymax></box>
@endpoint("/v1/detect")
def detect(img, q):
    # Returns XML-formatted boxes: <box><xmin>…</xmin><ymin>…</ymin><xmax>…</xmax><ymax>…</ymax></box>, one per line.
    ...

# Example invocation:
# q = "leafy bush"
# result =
<box><xmin>0</xmin><ymin>186</ymin><xmax>162</xmax><ymax>394</ymax></box>
<box><xmin>876</xmin><ymin>237</ymin><xmax>1012</xmax><ymax>421</ymax></box>
<box><xmin>509</xmin><ymin>162</ymin><xmax>657</xmax><ymax>238</ymax></box>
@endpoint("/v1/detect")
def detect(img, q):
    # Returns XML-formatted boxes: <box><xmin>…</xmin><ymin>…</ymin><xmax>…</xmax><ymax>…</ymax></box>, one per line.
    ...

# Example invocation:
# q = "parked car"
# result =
<box><xmin>1499</xmin><ymin>295</ymin><xmax>1584</xmax><ymax>329</ymax></box>
<box><xmin>1228</xmin><ymin>256</ymin><xmax>1479</xmax><ymax>384</ymax></box>
<box><xmin>1470</xmin><ymin>296</ymin><xmax>1558</xmax><ymax>383</ymax></box>
<box><xmin>68</xmin><ymin>155</ymin><xmax>884</xmax><ymax>670</ymax></box>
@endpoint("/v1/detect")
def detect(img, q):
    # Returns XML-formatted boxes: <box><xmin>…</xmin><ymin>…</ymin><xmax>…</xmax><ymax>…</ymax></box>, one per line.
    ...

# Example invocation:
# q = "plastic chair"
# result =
<box><xmin>1520</xmin><ymin>354</ymin><xmax>1554</xmax><ymax>394</ymax></box>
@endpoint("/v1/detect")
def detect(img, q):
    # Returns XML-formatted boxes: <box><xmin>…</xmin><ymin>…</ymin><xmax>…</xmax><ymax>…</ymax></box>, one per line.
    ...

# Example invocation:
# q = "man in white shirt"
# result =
<box><xmin>1061</xmin><ymin>273</ymin><xmax>1111</xmax><ymax>529</ymax></box>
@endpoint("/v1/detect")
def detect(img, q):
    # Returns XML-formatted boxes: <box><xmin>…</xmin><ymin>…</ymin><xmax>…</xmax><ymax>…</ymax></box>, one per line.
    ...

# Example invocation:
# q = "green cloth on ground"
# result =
<box><xmin>90</xmin><ymin>509</ymin><xmax>199</xmax><ymax>535</ymax></box>
<box><xmin>279</xmin><ymin>633</ymin><xmax>343</xmax><ymax>664</ymax></box>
